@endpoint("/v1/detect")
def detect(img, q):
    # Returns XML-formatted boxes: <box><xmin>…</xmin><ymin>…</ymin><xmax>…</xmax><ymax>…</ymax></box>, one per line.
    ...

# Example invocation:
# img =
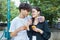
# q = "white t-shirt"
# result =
<box><xmin>9</xmin><ymin>16</ymin><xmax>31</xmax><ymax>40</ymax></box>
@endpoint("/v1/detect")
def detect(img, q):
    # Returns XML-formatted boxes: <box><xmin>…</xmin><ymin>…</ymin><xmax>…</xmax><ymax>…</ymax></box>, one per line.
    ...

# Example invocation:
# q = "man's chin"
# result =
<box><xmin>25</xmin><ymin>15</ymin><xmax>28</xmax><ymax>17</ymax></box>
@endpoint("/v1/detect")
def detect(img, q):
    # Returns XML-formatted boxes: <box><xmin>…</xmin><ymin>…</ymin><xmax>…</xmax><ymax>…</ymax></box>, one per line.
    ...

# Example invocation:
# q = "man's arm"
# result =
<box><xmin>10</xmin><ymin>26</ymin><xmax>27</xmax><ymax>37</ymax></box>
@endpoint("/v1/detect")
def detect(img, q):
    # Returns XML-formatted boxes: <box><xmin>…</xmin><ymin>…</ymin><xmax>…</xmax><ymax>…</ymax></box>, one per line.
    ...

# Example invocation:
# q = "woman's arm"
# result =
<box><xmin>40</xmin><ymin>21</ymin><xmax>51</xmax><ymax>39</ymax></box>
<box><xmin>32</xmin><ymin>21</ymin><xmax>51</xmax><ymax>39</ymax></box>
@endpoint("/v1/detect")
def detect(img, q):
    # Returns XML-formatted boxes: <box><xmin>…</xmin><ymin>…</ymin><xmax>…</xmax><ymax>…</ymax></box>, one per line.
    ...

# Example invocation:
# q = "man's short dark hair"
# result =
<box><xmin>19</xmin><ymin>3</ymin><xmax>32</xmax><ymax>12</ymax></box>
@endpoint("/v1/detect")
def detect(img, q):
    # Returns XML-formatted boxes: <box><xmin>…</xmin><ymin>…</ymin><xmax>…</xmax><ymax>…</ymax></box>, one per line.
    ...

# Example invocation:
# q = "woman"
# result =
<box><xmin>27</xmin><ymin>6</ymin><xmax>51</xmax><ymax>40</ymax></box>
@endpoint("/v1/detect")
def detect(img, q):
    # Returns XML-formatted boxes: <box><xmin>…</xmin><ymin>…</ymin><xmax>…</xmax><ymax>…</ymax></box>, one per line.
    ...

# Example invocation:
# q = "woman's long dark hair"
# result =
<box><xmin>32</xmin><ymin>18</ymin><xmax>35</xmax><ymax>25</ymax></box>
<box><xmin>32</xmin><ymin>6</ymin><xmax>42</xmax><ymax>16</ymax></box>
<box><xmin>32</xmin><ymin>6</ymin><xmax>42</xmax><ymax>25</ymax></box>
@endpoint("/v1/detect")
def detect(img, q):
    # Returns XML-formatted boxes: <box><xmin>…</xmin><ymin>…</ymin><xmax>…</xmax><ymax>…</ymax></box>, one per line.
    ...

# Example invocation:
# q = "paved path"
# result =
<box><xmin>0</xmin><ymin>30</ymin><xmax>60</xmax><ymax>40</ymax></box>
<box><xmin>0</xmin><ymin>31</ymin><xmax>7</xmax><ymax>40</ymax></box>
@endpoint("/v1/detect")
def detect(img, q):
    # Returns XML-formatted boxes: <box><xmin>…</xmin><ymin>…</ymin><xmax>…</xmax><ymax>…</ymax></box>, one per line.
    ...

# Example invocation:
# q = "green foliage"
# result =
<box><xmin>0</xmin><ymin>0</ymin><xmax>7</xmax><ymax>22</ymax></box>
<box><xmin>0</xmin><ymin>0</ymin><xmax>19</xmax><ymax>22</ymax></box>
<box><xmin>0</xmin><ymin>0</ymin><xmax>60</xmax><ymax>27</ymax></box>
<box><xmin>10</xmin><ymin>2</ymin><xmax>19</xmax><ymax>21</ymax></box>
<box><xmin>29</xmin><ymin>0</ymin><xmax>60</xmax><ymax>27</ymax></box>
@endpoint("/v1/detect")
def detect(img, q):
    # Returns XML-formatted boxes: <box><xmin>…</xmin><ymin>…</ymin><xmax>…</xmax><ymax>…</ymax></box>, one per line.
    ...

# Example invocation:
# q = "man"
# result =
<box><xmin>9</xmin><ymin>3</ymin><xmax>31</xmax><ymax>40</ymax></box>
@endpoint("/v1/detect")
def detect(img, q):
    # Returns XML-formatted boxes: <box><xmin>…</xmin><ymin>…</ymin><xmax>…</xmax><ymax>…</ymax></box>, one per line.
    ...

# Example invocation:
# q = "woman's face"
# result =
<box><xmin>32</xmin><ymin>9</ymin><xmax>40</xmax><ymax>18</ymax></box>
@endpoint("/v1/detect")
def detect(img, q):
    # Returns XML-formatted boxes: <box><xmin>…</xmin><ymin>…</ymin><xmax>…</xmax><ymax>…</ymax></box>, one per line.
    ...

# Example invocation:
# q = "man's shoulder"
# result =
<box><xmin>11</xmin><ymin>16</ymin><xmax>19</xmax><ymax>22</ymax></box>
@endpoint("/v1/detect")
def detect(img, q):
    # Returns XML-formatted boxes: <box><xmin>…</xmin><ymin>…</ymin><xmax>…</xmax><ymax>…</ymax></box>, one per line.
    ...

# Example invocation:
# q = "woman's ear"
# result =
<box><xmin>38</xmin><ymin>11</ymin><xmax>40</xmax><ymax>15</ymax></box>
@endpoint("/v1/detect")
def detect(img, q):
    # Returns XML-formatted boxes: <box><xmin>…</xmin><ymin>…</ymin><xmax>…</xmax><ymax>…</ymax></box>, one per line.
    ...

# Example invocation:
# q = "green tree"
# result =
<box><xmin>0</xmin><ymin>0</ymin><xmax>60</xmax><ymax>27</ymax></box>
<box><xmin>0</xmin><ymin>0</ymin><xmax>19</xmax><ymax>22</ymax></box>
<box><xmin>29</xmin><ymin>0</ymin><xmax>60</xmax><ymax>27</ymax></box>
<box><xmin>0</xmin><ymin>0</ymin><xmax>7</xmax><ymax>22</ymax></box>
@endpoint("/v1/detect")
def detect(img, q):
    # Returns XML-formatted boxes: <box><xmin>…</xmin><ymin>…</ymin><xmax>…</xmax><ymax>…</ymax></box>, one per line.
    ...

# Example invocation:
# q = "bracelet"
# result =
<box><xmin>39</xmin><ymin>30</ymin><xmax>44</xmax><ymax>34</ymax></box>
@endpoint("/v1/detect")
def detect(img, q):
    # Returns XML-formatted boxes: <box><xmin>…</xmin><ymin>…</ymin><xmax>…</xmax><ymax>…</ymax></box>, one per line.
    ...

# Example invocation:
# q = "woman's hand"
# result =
<box><xmin>32</xmin><ymin>27</ymin><xmax>43</xmax><ymax>34</ymax></box>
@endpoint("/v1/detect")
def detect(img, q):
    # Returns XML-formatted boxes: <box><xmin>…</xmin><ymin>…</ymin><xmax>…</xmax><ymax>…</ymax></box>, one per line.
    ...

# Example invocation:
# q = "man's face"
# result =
<box><xmin>21</xmin><ymin>9</ymin><xmax>29</xmax><ymax>17</ymax></box>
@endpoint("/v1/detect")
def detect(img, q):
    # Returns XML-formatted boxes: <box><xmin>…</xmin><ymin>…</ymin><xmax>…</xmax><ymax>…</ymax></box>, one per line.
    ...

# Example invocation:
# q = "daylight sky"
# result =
<box><xmin>11</xmin><ymin>0</ymin><xmax>20</xmax><ymax>7</ymax></box>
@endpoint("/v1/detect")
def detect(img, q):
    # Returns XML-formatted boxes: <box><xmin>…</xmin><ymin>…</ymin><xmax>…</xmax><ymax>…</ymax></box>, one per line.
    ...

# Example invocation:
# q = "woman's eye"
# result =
<box><xmin>32</xmin><ymin>11</ymin><xmax>35</xmax><ymax>13</ymax></box>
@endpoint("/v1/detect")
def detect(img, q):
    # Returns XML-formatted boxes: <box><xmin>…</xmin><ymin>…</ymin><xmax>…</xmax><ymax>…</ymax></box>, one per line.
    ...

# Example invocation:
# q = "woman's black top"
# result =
<box><xmin>27</xmin><ymin>21</ymin><xmax>51</xmax><ymax>40</ymax></box>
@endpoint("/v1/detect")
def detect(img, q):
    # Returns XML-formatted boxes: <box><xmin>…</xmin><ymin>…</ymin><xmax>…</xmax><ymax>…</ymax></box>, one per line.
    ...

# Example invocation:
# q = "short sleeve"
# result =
<box><xmin>9</xmin><ymin>20</ymin><xmax>16</xmax><ymax>32</ymax></box>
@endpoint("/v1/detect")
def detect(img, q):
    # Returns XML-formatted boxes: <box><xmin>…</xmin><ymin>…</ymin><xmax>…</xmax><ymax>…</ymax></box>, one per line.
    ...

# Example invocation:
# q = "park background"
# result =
<box><xmin>0</xmin><ymin>0</ymin><xmax>60</xmax><ymax>40</ymax></box>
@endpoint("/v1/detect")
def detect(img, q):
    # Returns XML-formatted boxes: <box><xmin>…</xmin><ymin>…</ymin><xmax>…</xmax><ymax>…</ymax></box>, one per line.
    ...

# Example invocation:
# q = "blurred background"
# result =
<box><xmin>0</xmin><ymin>0</ymin><xmax>60</xmax><ymax>40</ymax></box>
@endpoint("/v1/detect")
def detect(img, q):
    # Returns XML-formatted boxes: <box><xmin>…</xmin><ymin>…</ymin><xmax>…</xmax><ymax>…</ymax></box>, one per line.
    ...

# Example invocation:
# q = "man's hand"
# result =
<box><xmin>10</xmin><ymin>26</ymin><xmax>27</xmax><ymax>37</ymax></box>
<box><xmin>24</xmin><ymin>19</ymin><xmax>32</xmax><ymax>30</ymax></box>
<box><xmin>17</xmin><ymin>26</ymin><xmax>27</xmax><ymax>31</ymax></box>
<box><xmin>38</xmin><ymin>16</ymin><xmax>45</xmax><ymax>22</ymax></box>
<box><xmin>27</xmin><ymin>19</ymin><xmax>32</xmax><ymax>25</ymax></box>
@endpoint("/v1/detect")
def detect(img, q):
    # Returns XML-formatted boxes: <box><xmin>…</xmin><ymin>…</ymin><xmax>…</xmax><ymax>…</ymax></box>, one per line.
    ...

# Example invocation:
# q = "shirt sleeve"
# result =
<box><xmin>9</xmin><ymin>20</ymin><xmax>16</xmax><ymax>32</ymax></box>
<box><xmin>41</xmin><ymin>21</ymin><xmax>51</xmax><ymax>39</ymax></box>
